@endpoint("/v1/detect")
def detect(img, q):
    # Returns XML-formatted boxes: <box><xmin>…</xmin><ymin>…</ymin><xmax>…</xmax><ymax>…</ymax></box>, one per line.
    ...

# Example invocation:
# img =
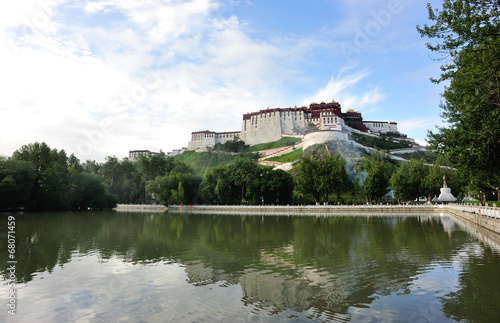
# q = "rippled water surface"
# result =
<box><xmin>2</xmin><ymin>211</ymin><xmax>500</xmax><ymax>322</ymax></box>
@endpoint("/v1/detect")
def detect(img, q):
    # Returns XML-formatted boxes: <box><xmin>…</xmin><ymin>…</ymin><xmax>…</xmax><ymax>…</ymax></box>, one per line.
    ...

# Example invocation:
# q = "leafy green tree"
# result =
<box><xmin>0</xmin><ymin>158</ymin><xmax>35</xmax><ymax>210</ymax></box>
<box><xmin>71</xmin><ymin>173</ymin><xmax>117</xmax><ymax>209</ymax></box>
<box><xmin>147</xmin><ymin>162</ymin><xmax>201</xmax><ymax>205</ymax></box>
<box><xmin>101</xmin><ymin>156</ymin><xmax>120</xmax><ymax>194</ymax></box>
<box><xmin>83</xmin><ymin>159</ymin><xmax>101</xmax><ymax>174</ymax></box>
<box><xmin>10</xmin><ymin>142</ymin><xmax>120</xmax><ymax>210</ymax></box>
<box><xmin>295</xmin><ymin>152</ymin><xmax>348</xmax><ymax>203</ymax></box>
<box><xmin>117</xmin><ymin>158</ymin><xmax>141</xmax><ymax>203</ymax></box>
<box><xmin>214</xmin><ymin>137</ymin><xmax>247</xmax><ymax>152</ymax></box>
<box><xmin>11</xmin><ymin>142</ymin><xmax>72</xmax><ymax>210</ymax></box>
<box><xmin>390</xmin><ymin>159</ymin><xmax>427</xmax><ymax>202</ymax></box>
<box><xmin>199</xmin><ymin>165</ymin><xmax>237</xmax><ymax>204</ymax></box>
<box><xmin>199</xmin><ymin>158</ymin><xmax>294</xmax><ymax>205</ymax></box>
<box><xmin>253</xmin><ymin>167</ymin><xmax>294</xmax><ymax>205</ymax></box>
<box><xmin>137</xmin><ymin>152</ymin><xmax>175</xmax><ymax>202</ymax></box>
<box><xmin>364</xmin><ymin>151</ymin><xmax>390</xmax><ymax>203</ymax></box>
<box><xmin>420</xmin><ymin>159</ymin><xmax>445</xmax><ymax>202</ymax></box>
<box><xmin>417</xmin><ymin>0</ymin><xmax>500</xmax><ymax>200</ymax></box>
<box><xmin>327</xmin><ymin>153</ymin><xmax>349</xmax><ymax>202</ymax></box>
<box><xmin>228</xmin><ymin>158</ymin><xmax>261</xmax><ymax>203</ymax></box>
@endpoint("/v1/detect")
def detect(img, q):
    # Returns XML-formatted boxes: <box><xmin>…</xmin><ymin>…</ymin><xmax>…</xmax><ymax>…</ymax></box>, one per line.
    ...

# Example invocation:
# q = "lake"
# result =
<box><xmin>1</xmin><ymin>211</ymin><xmax>500</xmax><ymax>322</ymax></box>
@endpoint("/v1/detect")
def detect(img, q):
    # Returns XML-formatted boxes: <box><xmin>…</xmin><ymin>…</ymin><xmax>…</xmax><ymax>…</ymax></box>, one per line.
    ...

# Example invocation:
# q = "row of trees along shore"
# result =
<box><xmin>0</xmin><ymin>140</ymin><xmax>477</xmax><ymax>212</ymax></box>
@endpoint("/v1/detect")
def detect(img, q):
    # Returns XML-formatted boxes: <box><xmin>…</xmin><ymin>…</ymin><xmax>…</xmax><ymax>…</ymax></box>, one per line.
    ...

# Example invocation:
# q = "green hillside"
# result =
<box><xmin>351</xmin><ymin>132</ymin><xmax>412</xmax><ymax>150</ymax></box>
<box><xmin>172</xmin><ymin>137</ymin><xmax>300</xmax><ymax>176</ymax></box>
<box><xmin>243</xmin><ymin>137</ymin><xmax>300</xmax><ymax>152</ymax></box>
<box><xmin>173</xmin><ymin>151</ymin><xmax>241</xmax><ymax>177</ymax></box>
<box><xmin>396</xmin><ymin>150</ymin><xmax>447</xmax><ymax>165</ymax></box>
<box><xmin>265</xmin><ymin>148</ymin><xmax>303</xmax><ymax>163</ymax></box>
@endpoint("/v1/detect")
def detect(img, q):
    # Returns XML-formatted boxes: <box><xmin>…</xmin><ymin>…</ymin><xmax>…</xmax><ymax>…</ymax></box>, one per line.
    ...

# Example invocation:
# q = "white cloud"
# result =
<box><xmin>0</xmin><ymin>0</ymin><xmax>440</xmax><ymax>160</ymax></box>
<box><xmin>0</xmin><ymin>0</ymin><xmax>298</xmax><ymax>160</ymax></box>
<box><xmin>305</xmin><ymin>68</ymin><xmax>385</xmax><ymax>112</ymax></box>
<box><xmin>397</xmin><ymin>117</ymin><xmax>442</xmax><ymax>132</ymax></box>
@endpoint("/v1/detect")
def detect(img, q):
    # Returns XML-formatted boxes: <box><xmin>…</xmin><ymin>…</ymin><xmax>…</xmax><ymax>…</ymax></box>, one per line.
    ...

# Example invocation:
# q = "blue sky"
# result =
<box><xmin>0</xmin><ymin>0</ymin><xmax>445</xmax><ymax>161</ymax></box>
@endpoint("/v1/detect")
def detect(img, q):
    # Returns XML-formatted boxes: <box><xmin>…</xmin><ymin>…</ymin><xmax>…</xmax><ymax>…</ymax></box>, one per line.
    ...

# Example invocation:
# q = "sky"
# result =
<box><xmin>0</xmin><ymin>0</ymin><xmax>446</xmax><ymax>162</ymax></box>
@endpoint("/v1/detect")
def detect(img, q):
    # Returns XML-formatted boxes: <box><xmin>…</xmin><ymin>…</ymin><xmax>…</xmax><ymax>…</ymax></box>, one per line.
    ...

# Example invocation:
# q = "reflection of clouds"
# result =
<box><xmin>238</xmin><ymin>268</ymin><xmax>351</xmax><ymax>315</ymax></box>
<box><xmin>10</xmin><ymin>255</ymin><xmax>189</xmax><ymax>322</ymax></box>
<box><xmin>439</xmin><ymin>215</ymin><xmax>456</xmax><ymax>236</ymax></box>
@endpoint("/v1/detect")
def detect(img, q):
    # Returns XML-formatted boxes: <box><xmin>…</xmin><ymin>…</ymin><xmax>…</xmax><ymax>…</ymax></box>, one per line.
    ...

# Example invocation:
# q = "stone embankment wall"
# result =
<box><xmin>114</xmin><ymin>204</ymin><xmax>167</xmax><ymax>212</ymax></box>
<box><xmin>169</xmin><ymin>204</ymin><xmax>500</xmax><ymax>235</ymax></box>
<box><xmin>442</xmin><ymin>204</ymin><xmax>500</xmax><ymax>234</ymax></box>
<box><xmin>168</xmin><ymin>204</ymin><xmax>440</xmax><ymax>216</ymax></box>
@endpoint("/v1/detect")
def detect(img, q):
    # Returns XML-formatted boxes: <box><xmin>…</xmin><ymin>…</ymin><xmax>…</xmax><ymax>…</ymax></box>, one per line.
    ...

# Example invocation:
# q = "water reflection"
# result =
<box><xmin>1</xmin><ymin>212</ymin><xmax>500</xmax><ymax>322</ymax></box>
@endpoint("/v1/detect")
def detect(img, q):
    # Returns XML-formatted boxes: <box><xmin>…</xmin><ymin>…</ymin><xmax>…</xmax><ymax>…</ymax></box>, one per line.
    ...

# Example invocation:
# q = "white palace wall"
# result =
<box><xmin>187</xmin><ymin>102</ymin><xmax>401</xmax><ymax>151</ymax></box>
<box><xmin>241</xmin><ymin>109</ymin><xmax>308</xmax><ymax>145</ymax></box>
<box><xmin>364</xmin><ymin>121</ymin><xmax>398</xmax><ymax>134</ymax></box>
<box><xmin>187</xmin><ymin>131</ymin><xmax>240</xmax><ymax>151</ymax></box>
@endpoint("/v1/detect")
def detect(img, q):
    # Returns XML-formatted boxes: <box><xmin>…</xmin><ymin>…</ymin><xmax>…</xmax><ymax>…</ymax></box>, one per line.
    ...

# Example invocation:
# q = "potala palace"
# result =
<box><xmin>186</xmin><ymin>100</ymin><xmax>402</xmax><ymax>152</ymax></box>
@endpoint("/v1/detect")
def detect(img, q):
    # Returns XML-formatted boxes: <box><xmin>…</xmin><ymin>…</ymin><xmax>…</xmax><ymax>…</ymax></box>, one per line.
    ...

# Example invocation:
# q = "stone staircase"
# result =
<box><xmin>257</xmin><ymin>140</ymin><xmax>303</xmax><ymax>168</ymax></box>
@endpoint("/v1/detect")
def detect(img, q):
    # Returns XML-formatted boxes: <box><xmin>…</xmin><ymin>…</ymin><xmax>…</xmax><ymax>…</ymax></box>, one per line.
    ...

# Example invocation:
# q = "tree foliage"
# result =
<box><xmin>7</xmin><ymin>142</ymin><xmax>116</xmax><ymax>211</ymax></box>
<box><xmin>420</xmin><ymin>159</ymin><xmax>445</xmax><ymax>201</ymax></box>
<box><xmin>417</xmin><ymin>0</ymin><xmax>500</xmax><ymax>200</ymax></box>
<box><xmin>0</xmin><ymin>158</ymin><xmax>35</xmax><ymax>210</ymax></box>
<box><xmin>364</xmin><ymin>151</ymin><xmax>391</xmax><ymax>203</ymax></box>
<box><xmin>295</xmin><ymin>151</ymin><xmax>348</xmax><ymax>203</ymax></box>
<box><xmin>390</xmin><ymin>159</ymin><xmax>427</xmax><ymax>202</ymax></box>
<box><xmin>147</xmin><ymin>163</ymin><xmax>202</xmax><ymax>205</ymax></box>
<box><xmin>199</xmin><ymin>158</ymin><xmax>294</xmax><ymax>205</ymax></box>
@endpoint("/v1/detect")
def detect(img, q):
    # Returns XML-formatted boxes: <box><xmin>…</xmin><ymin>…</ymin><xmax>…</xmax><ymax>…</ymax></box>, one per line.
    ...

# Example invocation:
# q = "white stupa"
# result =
<box><xmin>437</xmin><ymin>176</ymin><xmax>456</xmax><ymax>202</ymax></box>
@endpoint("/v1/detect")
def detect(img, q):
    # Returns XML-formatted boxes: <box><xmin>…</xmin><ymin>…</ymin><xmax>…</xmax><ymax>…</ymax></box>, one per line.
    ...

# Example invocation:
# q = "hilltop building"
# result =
<box><xmin>129</xmin><ymin>150</ymin><xmax>159</xmax><ymax>161</ymax></box>
<box><xmin>187</xmin><ymin>100</ymin><xmax>399</xmax><ymax>152</ymax></box>
<box><xmin>129</xmin><ymin>148</ymin><xmax>188</xmax><ymax>161</ymax></box>
<box><xmin>187</xmin><ymin>130</ymin><xmax>240</xmax><ymax>151</ymax></box>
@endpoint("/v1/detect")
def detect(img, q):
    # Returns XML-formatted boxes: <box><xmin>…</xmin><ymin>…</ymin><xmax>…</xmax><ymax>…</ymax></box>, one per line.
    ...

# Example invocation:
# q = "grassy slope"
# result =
<box><xmin>175</xmin><ymin>134</ymin><xmax>438</xmax><ymax>176</ymax></box>
<box><xmin>352</xmin><ymin>132</ymin><xmax>412</xmax><ymax>151</ymax></box>
<box><xmin>397</xmin><ymin>150</ymin><xmax>447</xmax><ymax>165</ymax></box>
<box><xmin>174</xmin><ymin>137</ymin><xmax>302</xmax><ymax>176</ymax></box>
<box><xmin>265</xmin><ymin>148</ymin><xmax>303</xmax><ymax>162</ymax></box>
<box><xmin>173</xmin><ymin>151</ymin><xmax>240</xmax><ymax>177</ymax></box>
<box><xmin>243</xmin><ymin>137</ymin><xmax>301</xmax><ymax>152</ymax></box>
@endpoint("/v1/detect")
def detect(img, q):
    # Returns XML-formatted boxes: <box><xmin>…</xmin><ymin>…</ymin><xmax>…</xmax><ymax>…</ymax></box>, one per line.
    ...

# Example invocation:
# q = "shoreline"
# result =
<box><xmin>113</xmin><ymin>203</ymin><xmax>500</xmax><ymax>235</ymax></box>
<box><xmin>114</xmin><ymin>204</ymin><xmax>168</xmax><ymax>212</ymax></box>
<box><xmin>168</xmin><ymin>204</ymin><xmax>500</xmax><ymax>235</ymax></box>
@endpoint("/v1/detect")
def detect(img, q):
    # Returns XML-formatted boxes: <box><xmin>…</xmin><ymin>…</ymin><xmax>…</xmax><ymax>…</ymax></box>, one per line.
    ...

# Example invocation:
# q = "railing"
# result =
<box><xmin>169</xmin><ymin>204</ymin><xmax>439</xmax><ymax>210</ymax></box>
<box><xmin>168</xmin><ymin>203</ymin><xmax>500</xmax><ymax>219</ymax></box>
<box><xmin>445</xmin><ymin>203</ymin><xmax>500</xmax><ymax>220</ymax></box>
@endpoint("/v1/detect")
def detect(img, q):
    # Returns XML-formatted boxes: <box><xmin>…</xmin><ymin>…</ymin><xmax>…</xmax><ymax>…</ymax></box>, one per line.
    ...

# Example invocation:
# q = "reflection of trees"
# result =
<box><xmin>441</xmin><ymin>247</ymin><xmax>500</xmax><ymax>322</ymax></box>
<box><xmin>0</xmin><ymin>212</ymin><xmax>495</xmax><ymax>320</ymax></box>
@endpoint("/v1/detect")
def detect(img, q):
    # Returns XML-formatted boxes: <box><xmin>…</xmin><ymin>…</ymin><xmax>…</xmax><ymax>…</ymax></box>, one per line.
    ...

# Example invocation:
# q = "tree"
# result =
<box><xmin>147</xmin><ymin>162</ymin><xmax>201</xmax><ymax>205</ymax></box>
<box><xmin>228</xmin><ymin>158</ymin><xmax>261</xmax><ymax>203</ymax></box>
<box><xmin>417</xmin><ymin>0</ymin><xmax>500</xmax><ymax>200</ymax></box>
<box><xmin>295</xmin><ymin>152</ymin><xmax>348</xmax><ymax>203</ymax></box>
<box><xmin>199</xmin><ymin>158</ymin><xmax>294</xmax><ymax>205</ymax></box>
<box><xmin>420</xmin><ymin>159</ymin><xmax>445</xmax><ymax>202</ymax></box>
<box><xmin>0</xmin><ymin>158</ymin><xmax>35</xmax><ymax>210</ymax></box>
<box><xmin>11</xmin><ymin>142</ymin><xmax>72</xmax><ymax>210</ymax></box>
<box><xmin>214</xmin><ymin>137</ymin><xmax>247</xmax><ymax>152</ymax></box>
<box><xmin>71</xmin><ymin>173</ymin><xmax>117</xmax><ymax>210</ymax></box>
<box><xmin>327</xmin><ymin>153</ymin><xmax>349</xmax><ymax>202</ymax></box>
<box><xmin>199</xmin><ymin>165</ymin><xmax>236</xmax><ymax>204</ymax></box>
<box><xmin>390</xmin><ymin>159</ymin><xmax>427</xmax><ymax>202</ymax></box>
<box><xmin>137</xmin><ymin>152</ymin><xmax>174</xmax><ymax>202</ymax></box>
<box><xmin>364</xmin><ymin>151</ymin><xmax>391</xmax><ymax>203</ymax></box>
<box><xmin>254</xmin><ymin>167</ymin><xmax>294</xmax><ymax>205</ymax></box>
